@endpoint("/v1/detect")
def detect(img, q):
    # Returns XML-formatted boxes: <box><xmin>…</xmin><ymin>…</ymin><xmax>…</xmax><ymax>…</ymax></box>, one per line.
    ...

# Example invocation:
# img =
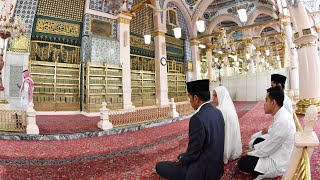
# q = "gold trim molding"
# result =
<box><xmin>296</xmin><ymin>42</ymin><xmax>317</xmax><ymax>49</ymax></box>
<box><xmin>296</xmin><ymin>98</ymin><xmax>320</xmax><ymax>115</ymax></box>
<box><xmin>36</xmin><ymin>19</ymin><xmax>80</xmax><ymax>37</ymax></box>
<box><xmin>130</xmin><ymin>35</ymin><xmax>154</xmax><ymax>51</ymax></box>
<box><xmin>190</xmin><ymin>39</ymin><xmax>199</xmax><ymax>46</ymax></box>
<box><xmin>154</xmin><ymin>31</ymin><xmax>166</xmax><ymax>37</ymax></box>
<box><xmin>117</xmin><ymin>17</ymin><xmax>131</xmax><ymax>24</ymax></box>
<box><xmin>166</xmin><ymin>35</ymin><xmax>184</xmax><ymax>46</ymax></box>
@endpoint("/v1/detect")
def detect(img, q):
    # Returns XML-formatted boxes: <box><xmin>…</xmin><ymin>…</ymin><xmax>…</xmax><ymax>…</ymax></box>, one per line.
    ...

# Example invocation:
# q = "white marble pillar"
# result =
<box><xmin>282</xmin><ymin>18</ymin><xmax>299</xmax><ymax>95</ymax></box>
<box><xmin>154</xmin><ymin>30</ymin><xmax>169</xmax><ymax>106</ymax></box>
<box><xmin>205</xmin><ymin>45</ymin><xmax>213</xmax><ymax>83</ymax></box>
<box><xmin>288</xmin><ymin>2</ymin><xmax>320</xmax><ymax>114</ymax></box>
<box><xmin>205</xmin><ymin>45</ymin><xmax>214</xmax><ymax>92</ymax></box>
<box><xmin>254</xmin><ymin>50</ymin><xmax>261</xmax><ymax>73</ymax></box>
<box><xmin>249</xmin><ymin>60</ymin><xmax>255</xmax><ymax>74</ymax></box>
<box><xmin>117</xmin><ymin>14</ymin><xmax>134</xmax><ymax>109</ymax></box>
<box><xmin>190</xmin><ymin>39</ymin><xmax>201</xmax><ymax>80</ymax></box>
<box><xmin>223</xmin><ymin>56</ymin><xmax>229</xmax><ymax>76</ymax></box>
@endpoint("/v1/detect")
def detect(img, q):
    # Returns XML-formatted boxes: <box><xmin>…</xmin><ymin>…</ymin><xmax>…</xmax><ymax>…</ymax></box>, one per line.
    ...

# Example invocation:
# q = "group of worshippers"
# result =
<box><xmin>156</xmin><ymin>74</ymin><xmax>295</xmax><ymax>180</ymax></box>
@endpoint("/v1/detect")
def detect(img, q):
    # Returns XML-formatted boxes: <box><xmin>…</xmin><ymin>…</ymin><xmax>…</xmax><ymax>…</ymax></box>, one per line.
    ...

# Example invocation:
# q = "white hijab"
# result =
<box><xmin>215</xmin><ymin>86</ymin><xmax>242</xmax><ymax>163</ymax></box>
<box><xmin>215</xmin><ymin>86</ymin><xmax>237</xmax><ymax>114</ymax></box>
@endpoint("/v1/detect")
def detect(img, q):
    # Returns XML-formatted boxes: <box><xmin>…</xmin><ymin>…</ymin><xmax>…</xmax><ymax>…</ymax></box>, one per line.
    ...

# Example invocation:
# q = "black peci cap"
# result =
<box><xmin>187</xmin><ymin>79</ymin><xmax>210</xmax><ymax>93</ymax></box>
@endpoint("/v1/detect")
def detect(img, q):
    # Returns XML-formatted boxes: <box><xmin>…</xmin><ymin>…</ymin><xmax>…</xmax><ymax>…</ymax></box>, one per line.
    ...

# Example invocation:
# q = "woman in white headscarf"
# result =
<box><xmin>212</xmin><ymin>86</ymin><xmax>242</xmax><ymax>164</ymax></box>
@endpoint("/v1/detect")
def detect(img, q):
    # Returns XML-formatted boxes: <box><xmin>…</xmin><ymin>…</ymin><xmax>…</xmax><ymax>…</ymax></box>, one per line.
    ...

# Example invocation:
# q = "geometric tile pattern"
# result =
<box><xmin>167</xmin><ymin>2</ymin><xmax>189</xmax><ymax>36</ymax></box>
<box><xmin>81</xmin><ymin>13</ymin><xmax>118</xmax><ymax>63</ymax></box>
<box><xmin>167</xmin><ymin>2</ymin><xmax>191</xmax><ymax>63</ymax></box>
<box><xmin>37</xmin><ymin>0</ymin><xmax>84</xmax><ymax>22</ymax></box>
<box><xmin>82</xmin><ymin>14</ymin><xmax>117</xmax><ymax>38</ymax></box>
<box><xmin>13</xmin><ymin>0</ymin><xmax>39</xmax><ymax>36</ymax></box>
<box><xmin>91</xmin><ymin>36</ymin><xmax>120</xmax><ymax>65</ymax></box>
<box><xmin>130</xmin><ymin>0</ymin><xmax>154</xmax><ymax>37</ymax></box>
<box><xmin>10</xmin><ymin>0</ymin><xmax>39</xmax><ymax>52</ymax></box>
<box><xmin>9</xmin><ymin>65</ymin><xmax>23</xmax><ymax>97</ymax></box>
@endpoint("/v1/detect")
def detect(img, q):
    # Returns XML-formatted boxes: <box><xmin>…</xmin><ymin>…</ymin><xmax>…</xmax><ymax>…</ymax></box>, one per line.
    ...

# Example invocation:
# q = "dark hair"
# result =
<box><xmin>266</xmin><ymin>86</ymin><xmax>284</xmax><ymax>107</ymax></box>
<box><xmin>22</xmin><ymin>69</ymin><xmax>28</xmax><ymax>73</ymax></box>
<box><xmin>189</xmin><ymin>91</ymin><xmax>210</xmax><ymax>101</ymax></box>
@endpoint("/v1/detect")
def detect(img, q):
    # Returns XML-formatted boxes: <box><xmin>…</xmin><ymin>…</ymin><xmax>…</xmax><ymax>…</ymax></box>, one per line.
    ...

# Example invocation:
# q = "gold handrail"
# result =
<box><xmin>293</xmin><ymin>147</ymin><xmax>311</xmax><ymax>180</ymax></box>
<box><xmin>293</xmin><ymin>111</ymin><xmax>303</xmax><ymax>132</ymax></box>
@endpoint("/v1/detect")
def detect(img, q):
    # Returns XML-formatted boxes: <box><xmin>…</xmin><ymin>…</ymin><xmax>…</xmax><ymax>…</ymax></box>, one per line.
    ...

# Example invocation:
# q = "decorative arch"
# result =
<box><xmin>246</xmin><ymin>6</ymin><xmax>277</xmax><ymax>25</ymax></box>
<box><xmin>206</xmin><ymin>14</ymin><xmax>242</xmax><ymax>35</ymax></box>
<box><xmin>162</xmin><ymin>0</ymin><xmax>192</xmax><ymax>36</ymax></box>
<box><xmin>256</xmin><ymin>24</ymin><xmax>280</xmax><ymax>36</ymax></box>
<box><xmin>264</xmin><ymin>37</ymin><xmax>281</xmax><ymax>45</ymax></box>
<box><xmin>191</xmin><ymin>0</ymin><xmax>215</xmax><ymax>38</ymax></box>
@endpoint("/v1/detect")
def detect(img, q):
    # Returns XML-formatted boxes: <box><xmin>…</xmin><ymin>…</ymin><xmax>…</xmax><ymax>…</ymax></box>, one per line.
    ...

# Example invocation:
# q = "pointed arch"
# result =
<box><xmin>256</xmin><ymin>24</ymin><xmax>280</xmax><ymax>36</ymax></box>
<box><xmin>206</xmin><ymin>14</ymin><xmax>242</xmax><ymax>35</ymax></box>
<box><xmin>264</xmin><ymin>37</ymin><xmax>281</xmax><ymax>45</ymax></box>
<box><xmin>246</xmin><ymin>6</ymin><xmax>277</xmax><ymax>25</ymax></box>
<box><xmin>162</xmin><ymin>0</ymin><xmax>192</xmax><ymax>36</ymax></box>
<box><xmin>191</xmin><ymin>0</ymin><xmax>215</xmax><ymax>38</ymax></box>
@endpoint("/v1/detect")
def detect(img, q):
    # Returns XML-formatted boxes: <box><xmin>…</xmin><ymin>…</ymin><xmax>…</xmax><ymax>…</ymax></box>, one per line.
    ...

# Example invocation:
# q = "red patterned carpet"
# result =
<box><xmin>0</xmin><ymin>101</ymin><xmax>319</xmax><ymax>179</ymax></box>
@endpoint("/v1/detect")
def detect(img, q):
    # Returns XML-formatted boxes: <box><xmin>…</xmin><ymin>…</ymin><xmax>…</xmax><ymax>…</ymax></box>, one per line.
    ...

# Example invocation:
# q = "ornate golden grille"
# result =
<box><xmin>37</xmin><ymin>0</ymin><xmax>85</xmax><ymax>21</ymax></box>
<box><xmin>30</xmin><ymin>41</ymin><xmax>80</xmax><ymax>64</ymax></box>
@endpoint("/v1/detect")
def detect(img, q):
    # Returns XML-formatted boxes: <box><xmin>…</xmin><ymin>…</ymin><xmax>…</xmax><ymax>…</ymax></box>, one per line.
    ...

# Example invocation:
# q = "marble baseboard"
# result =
<box><xmin>0</xmin><ymin>114</ymin><xmax>193</xmax><ymax>141</ymax></box>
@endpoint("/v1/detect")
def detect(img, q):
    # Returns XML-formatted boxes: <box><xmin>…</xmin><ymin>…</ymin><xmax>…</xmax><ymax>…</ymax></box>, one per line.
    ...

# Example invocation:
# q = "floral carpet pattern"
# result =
<box><xmin>0</xmin><ymin>101</ymin><xmax>319</xmax><ymax>179</ymax></box>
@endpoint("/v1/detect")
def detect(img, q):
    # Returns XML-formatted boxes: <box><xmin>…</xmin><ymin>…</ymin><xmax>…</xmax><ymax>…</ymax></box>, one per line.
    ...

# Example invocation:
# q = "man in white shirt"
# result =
<box><xmin>238</xmin><ymin>86</ymin><xmax>296</xmax><ymax>179</ymax></box>
<box><xmin>248</xmin><ymin>74</ymin><xmax>293</xmax><ymax>148</ymax></box>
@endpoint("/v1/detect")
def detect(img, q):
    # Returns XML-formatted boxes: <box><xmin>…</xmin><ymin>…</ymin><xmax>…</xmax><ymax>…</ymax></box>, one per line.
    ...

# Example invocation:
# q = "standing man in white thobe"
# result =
<box><xmin>19</xmin><ymin>70</ymin><xmax>34</xmax><ymax>111</ymax></box>
<box><xmin>238</xmin><ymin>86</ymin><xmax>296</xmax><ymax>179</ymax></box>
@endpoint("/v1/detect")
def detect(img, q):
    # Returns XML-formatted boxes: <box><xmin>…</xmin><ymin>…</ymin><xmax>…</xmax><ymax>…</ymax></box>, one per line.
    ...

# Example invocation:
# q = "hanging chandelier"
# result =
<box><xmin>0</xmin><ymin>5</ymin><xmax>26</xmax><ymax>40</ymax></box>
<box><xmin>104</xmin><ymin>0</ymin><xmax>133</xmax><ymax>12</ymax></box>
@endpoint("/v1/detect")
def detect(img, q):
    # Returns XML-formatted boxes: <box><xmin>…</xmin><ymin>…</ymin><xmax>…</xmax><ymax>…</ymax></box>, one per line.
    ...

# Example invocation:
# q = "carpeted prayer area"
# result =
<box><xmin>0</xmin><ymin>101</ymin><xmax>318</xmax><ymax>179</ymax></box>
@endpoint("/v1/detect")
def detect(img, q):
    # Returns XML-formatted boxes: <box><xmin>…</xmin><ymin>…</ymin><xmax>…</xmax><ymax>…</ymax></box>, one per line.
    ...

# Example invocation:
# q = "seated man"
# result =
<box><xmin>248</xmin><ymin>74</ymin><xmax>293</xmax><ymax>148</ymax></box>
<box><xmin>238</xmin><ymin>86</ymin><xmax>296</xmax><ymax>179</ymax></box>
<box><xmin>155</xmin><ymin>79</ymin><xmax>225</xmax><ymax>180</ymax></box>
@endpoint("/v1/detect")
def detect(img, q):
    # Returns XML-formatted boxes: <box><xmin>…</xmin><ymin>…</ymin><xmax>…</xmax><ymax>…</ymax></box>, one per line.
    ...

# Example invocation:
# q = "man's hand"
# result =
<box><xmin>261</xmin><ymin>127</ymin><xmax>268</xmax><ymax>134</ymax></box>
<box><xmin>241</xmin><ymin>148</ymin><xmax>254</xmax><ymax>157</ymax></box>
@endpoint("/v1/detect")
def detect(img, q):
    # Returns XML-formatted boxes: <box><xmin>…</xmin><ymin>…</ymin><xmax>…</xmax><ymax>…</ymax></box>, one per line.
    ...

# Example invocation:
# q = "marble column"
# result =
<box><xmin>154</xmin><ymin>30</ymin><xmax>169</xmax><ymax>106</ymax></box>
<box><xmin>117</xmin><ymin>13</ymin><xmax>134</xmax><ymax>109</ymax></box>
<box><xmin>205</xmin><ymin>45</ymin><xmax>214</xmax><ymax>92</ymax></box>
<box><xmin>205</xmin><ymin>45</ymin><xmax>213</xmax><ymax>83</ymax></box>
<box><xmin>254</xmin><ymin>50</ymin><xmax>261</xmax><ymax>73</ymax></box>
<box><xmin>282</xmin><ymin>18</ymin><xmax>299</xmax><ymax>97</ymax></box>
<box><xmin>190</xmin><ymin>39</ymin><xmax>201</xmax><ymax>80</ymax></box>
<box><xmin>288</xmin><ymin>2</ymin><xmax>320</xmax><ymax>114</ymax></box>
<box><xmin>222</xmin><ymin>56</ymin><xmax>229</xmax><ymax>76</ymax></box>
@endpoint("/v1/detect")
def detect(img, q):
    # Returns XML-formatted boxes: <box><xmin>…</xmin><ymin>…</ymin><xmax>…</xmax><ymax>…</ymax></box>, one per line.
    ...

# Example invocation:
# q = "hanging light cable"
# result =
<box><xmin>144</xmin><ymin>8</ymin><xmax>151</xmax><ymax>44</ymax></box>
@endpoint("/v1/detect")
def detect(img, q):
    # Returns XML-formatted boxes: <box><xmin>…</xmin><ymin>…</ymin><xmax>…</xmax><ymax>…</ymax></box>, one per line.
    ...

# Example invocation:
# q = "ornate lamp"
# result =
<box><xmin>144</xmin><ymin>34</ymin><xmax>151</xmax><ymax>44</ymax></box>
<box><xmin>237</xmin><ymin>8</ymin><xmax>247</xmax><ymax>22</ymax></box>
<box><xmin>0</xmin><ymin>4</ymin><xmax>26</xmax><ymax>102</ymax></box>
<box><xmin>104</xmin><ymin>0</ymin><xmax>133</xmax><ymax>12</ymax></box>
<box><xmin>196</xmin><ymin>19</ymin><xmax>205</xmax><ymax>33</ymax></box>
<box><xmin>173</xmin><ymin>27</ymin><xmax>181</xmax><ymax>39</ymax></box>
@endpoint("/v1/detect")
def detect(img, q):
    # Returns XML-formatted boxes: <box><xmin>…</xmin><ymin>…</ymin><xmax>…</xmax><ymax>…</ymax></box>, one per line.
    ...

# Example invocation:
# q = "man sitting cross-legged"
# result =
<box><xmin>238</xmin><ymin>86</ymin><xmax>296</xmax><ymax>180</ymax></box>
<box><xmin>155</xmin><ymin>79</ymin><xmax>225</xmax><ymax>180</ymax></box>
<box><xmin>248</xmin><ymin>74</ymin><xmax>293</xmax><ymax>148</ymax></box>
